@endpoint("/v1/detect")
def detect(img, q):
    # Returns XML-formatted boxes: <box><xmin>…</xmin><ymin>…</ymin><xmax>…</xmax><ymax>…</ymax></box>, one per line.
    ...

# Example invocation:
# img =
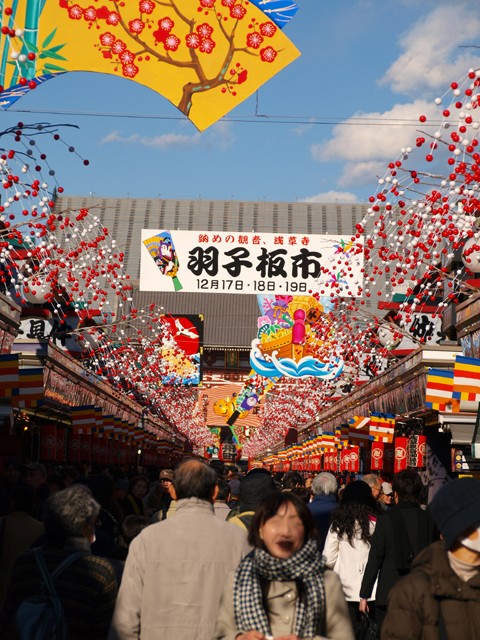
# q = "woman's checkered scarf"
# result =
<box><xmin>233</xmin><ymin>538</ymin><xmax>326</xmax><ymax>637</ymax></box>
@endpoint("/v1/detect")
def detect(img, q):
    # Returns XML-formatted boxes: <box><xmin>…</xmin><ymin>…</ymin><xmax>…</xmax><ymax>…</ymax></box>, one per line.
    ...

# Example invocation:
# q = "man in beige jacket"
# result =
<box><xmin>109</xmin><ymin>459</ymin><xmax>249</xmax><ymax>640</ymax></box>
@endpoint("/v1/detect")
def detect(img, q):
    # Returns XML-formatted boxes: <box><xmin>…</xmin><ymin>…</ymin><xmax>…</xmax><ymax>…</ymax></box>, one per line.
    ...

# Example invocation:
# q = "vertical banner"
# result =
<box><xmin>56</xmin><ymin>428</ymin><xmax>67</xmax><ymax>463</ymax></box>
<box><xmin>80</xmin><ymin>434</ymin><xmax>92</xmax><ymax>462</ymax></box>
<box><xmin>370</xmin><ymin>441</ymin><xmax>384</xmax><ymax>471</ymax></box>
<box><xmin>40</xmin><ymin>424</ymin><xmax>58</xmax><ymax>461</ymax></box>
<box><xmin>69</xmin><ymin>431</ymin><xmax>81</xmax><ymax>463</ymax></box>
<box><xmin>99</xmin><ymin>440</ymin><xmax>108</xmax><ymax>466</ymax></box>
<box><xmin>345</xmin><ymin>450</ymin><xmax>353</xmax><ymax>472</ymax></box>
<box><xmin>321</xmin><ymin>452</ymin><xmax>327</xmax><ymax>471</ymax></box>
<box><xmin>119</xmin><ymin>444</ymin><xmax>127</xmax><ymax>466</ymax></box>
<box><xmin>349</xmin><ymin>446</ymin><xmax>360</xmax><ymax>473</ymax></box>
<box><xmin>383</xmin><ymin>442</ymin><xmax>395</xmax><ymax>473</ymax></box>
<box><xmin>417</xmin><ymin>435</ymin><xmax>427</xmax><ymax>468</ymax></box>
<box><xmin>394</xmin><ymin>437</ymin><xmax>408</xmax><ymax>472</ymax></box>
<box><xmin>407</xmin><ymin>435</ymin><xmax>427</xmax><ymax>468</ymax></box>
<box><xmin>144</xmin><ymin>449</ymin><xmax>157</xmax><ymax>467</ymax></box>
<box><xmin>333</xmin><ymin>450</ymin><xmax>339</xmax><ymax>473</ymax></box>
<box><xmin>112</xmin><ymin>439</ymin><xmax>120</xmax><ymax>465</ymax></box>
<box><xmin>326</xmin><ymin>451</ymin><xmax>332</xmax><ymax>472</ymax></box>
<box><xmin>108</xmin><ymin>438</ymin><xmax>115</xmax><ymax>465</ymax></box>
<box><xmin>332</xmin><ymin>450</ymin><xmax>338</xmax><ymax>472</ymax></box>
<box><xmin>91</xmin><ymin>435</ymin><xmax>100</xmax><ymax>464</ymax></box>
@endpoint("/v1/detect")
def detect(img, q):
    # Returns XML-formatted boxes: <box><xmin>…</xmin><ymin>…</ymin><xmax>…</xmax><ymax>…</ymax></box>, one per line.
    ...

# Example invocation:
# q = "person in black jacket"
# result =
<box><xmin>359</xmin><ymin>469</ymin><xmax>438</xmax><ymax>631</ymax></box>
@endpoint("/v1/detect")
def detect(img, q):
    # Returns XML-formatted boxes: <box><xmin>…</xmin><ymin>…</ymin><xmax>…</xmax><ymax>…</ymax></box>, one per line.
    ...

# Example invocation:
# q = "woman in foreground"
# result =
<box><xmin>214</xmin><ymin>491</ymin><xmax>354</xmax><ymax>640</ymax></box>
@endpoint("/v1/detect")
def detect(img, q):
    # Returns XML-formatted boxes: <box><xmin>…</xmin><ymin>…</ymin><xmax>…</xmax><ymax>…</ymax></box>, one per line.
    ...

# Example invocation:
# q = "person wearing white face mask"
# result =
<box><xmin>381</xmin><ymin>477</ymin><xmax>480</xmax><ymax>640</ymax></box>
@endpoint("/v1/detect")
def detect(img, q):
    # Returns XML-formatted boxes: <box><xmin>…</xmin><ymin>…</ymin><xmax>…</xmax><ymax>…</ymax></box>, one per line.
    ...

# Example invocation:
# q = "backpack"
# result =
<box><xmin>227</xmin><ymin>510</ymin><xmax>255</xmax><ymax>532</ymax></box>
<box><xmin>14</xmin><ymin>548</ymin><xmax>87</xmax><ymax>640</ymax></box>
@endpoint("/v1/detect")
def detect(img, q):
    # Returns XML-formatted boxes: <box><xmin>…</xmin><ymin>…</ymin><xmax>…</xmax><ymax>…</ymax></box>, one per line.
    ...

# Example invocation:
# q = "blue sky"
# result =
<box><xmin>3</xmin><ymin>0</ymin><xmax>480</xmax><ymax>204</ymax></box>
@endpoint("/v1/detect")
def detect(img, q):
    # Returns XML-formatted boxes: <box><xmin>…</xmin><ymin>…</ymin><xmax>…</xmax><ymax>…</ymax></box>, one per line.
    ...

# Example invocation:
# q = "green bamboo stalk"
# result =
<box><xmin>11</xmin><ymin>0</ymin><xmax>42</xmax><ymax>84</ymax></box>
<box><xmin>0</xmin><ymin>0</ymin><xmax>19</xmax><ymax>86</ymax></box>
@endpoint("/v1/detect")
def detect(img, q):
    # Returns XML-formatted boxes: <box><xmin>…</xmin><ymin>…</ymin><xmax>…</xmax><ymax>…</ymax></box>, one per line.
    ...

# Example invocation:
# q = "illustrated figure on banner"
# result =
<box><xmin>143</xmin><ymin>232</ymin><xmax>183</xmax><ymax>292</ymax></box>
<box><xmin>250</xmin><ymin>295</ymin><xmax>344</xmax><ymax>380</ymax></box>
<box><xmin>219</xmin><ymin>295</ymin><xmax>345</xmax><ymax>429</ymax></box>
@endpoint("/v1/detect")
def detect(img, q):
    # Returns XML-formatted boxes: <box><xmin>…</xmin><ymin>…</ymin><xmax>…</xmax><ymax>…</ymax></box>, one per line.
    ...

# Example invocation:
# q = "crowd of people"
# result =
<box><xmin>0</xmin><ymin>456</ymin><xmax>479</xmax><ymax>639</ymax></box>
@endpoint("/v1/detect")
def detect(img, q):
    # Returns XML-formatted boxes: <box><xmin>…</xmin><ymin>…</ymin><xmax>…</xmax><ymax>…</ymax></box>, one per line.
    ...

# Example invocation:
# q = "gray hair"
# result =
<box><xmin>311</xmin><ymin>472</ymin><xmax>338</xmax><ymax>496</ymax></box>
<box><xmin>362</xmin><ymin>474</ymin><xmax>382</xmax><ymax>490</ymax></box>
<box><xmin>173</xmin><ymin>459</ymin><xmax>217</xmax><ymax>501</ymax></box>
<box><xmin>45</xmin><ymin>485</ymin><xmax>100</xmax><ymax>539</ymax></box>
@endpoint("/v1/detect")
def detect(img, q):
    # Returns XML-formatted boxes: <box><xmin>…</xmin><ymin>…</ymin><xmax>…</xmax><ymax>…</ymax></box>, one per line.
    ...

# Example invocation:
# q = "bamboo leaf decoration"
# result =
<box><xmin>42</xmin><ymin>28</ymin><xmax>57</xmax><ymax>49</ymax></box>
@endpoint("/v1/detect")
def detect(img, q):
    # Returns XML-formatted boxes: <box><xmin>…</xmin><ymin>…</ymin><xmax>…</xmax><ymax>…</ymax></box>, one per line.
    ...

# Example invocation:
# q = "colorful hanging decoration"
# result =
<box><xmin>4</xmin><ymin>66</ymin><xmax>480</xmax><ymax>453</ymax></box>
<box><xmin>250</xmin><ymin>295</ymin><xmax>344</xmax><ymax>379</ymax></box>
<box><xmin>343</xmin><ymin>67</ymin><xmax>480</xmax><ymax>336</ymax></box>
<box><xmin>0</xmin><ymin>0</ymin><xmax>300</xmax><ymax>130</ymax></box>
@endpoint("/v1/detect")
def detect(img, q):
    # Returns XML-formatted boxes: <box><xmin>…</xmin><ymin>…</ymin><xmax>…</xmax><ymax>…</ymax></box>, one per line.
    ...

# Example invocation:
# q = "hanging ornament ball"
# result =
<box><xmin>461</xmin><ymin>237</ymin><xmax>480</xmax><ymax>272</ymax></box>
<box><xmin>377</xmin><ymin>324</ymin><xmax>403</xmax><ymax>349</ymax></box>
<box><xmin>22</xmin><ymin>280</ymin><xmax>49</xmax><ymax>305</ymax></box>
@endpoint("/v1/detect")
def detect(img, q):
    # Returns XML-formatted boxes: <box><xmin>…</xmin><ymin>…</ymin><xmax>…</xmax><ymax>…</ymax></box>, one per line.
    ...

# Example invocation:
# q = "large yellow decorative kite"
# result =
<box><xmin>0</xmin><ymin>0</ymin><xmax>300</xmax><ymax>130</ymax></box>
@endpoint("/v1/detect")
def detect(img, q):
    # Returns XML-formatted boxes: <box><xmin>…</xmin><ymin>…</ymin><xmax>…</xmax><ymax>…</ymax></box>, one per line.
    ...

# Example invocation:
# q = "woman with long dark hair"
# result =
<box><xmin>323</xmin><ymin>480</ymin><xmax>378</xmax><ymax>634</ymax></box>
<box><xmin>214</xmin><ymin>490</ymin><xmax>354</xmax><ymax>639</ymax></box>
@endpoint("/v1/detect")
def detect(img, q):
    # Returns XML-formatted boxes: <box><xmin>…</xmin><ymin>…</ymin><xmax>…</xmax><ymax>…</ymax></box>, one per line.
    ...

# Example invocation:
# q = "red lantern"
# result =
<box><xmin>218</xmin><ymin>443</ymin><xmax>242</xmax><ymax>463</ymax></box>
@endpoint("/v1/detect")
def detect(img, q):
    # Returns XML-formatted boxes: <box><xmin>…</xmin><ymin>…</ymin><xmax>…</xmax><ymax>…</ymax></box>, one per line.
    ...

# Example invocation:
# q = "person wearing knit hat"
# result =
<box><xmin>226</xmin><ymin>469</ymin><xmax>277</xmax><ymax>532</ymax></box>
<box><xmin>429</xmin><ymin>477</ymin><xmax>480</xmax><ymax>550</ymax></box>
<box><xmin>381</xmin><ymin>478</ymin><xmax>480</xmax><ymax>640</ymax></box>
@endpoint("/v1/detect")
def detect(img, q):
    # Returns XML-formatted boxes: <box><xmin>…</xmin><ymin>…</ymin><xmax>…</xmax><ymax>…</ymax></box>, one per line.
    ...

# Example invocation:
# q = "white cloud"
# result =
<box><xmin>205</xmin><ymin>120</ymin><xmax>235</xmax><ymax>149</ymax></box>
<box><xmin>381</xmin><ymin>5</ymin><xmax>480</xmax><ymax>95</ymax></box>
<box><xmin>313</xmin><ymin>100</ymin><xmax>437</xmax><ymax>164</ymax></box>
<box><xmin>293</xmin><ymin>119</ymin><xmax>316</xmax><ymax>137</ymax></box>
<box><xmin>101</xmin><ymin>130</ymin><xmax>202</xmax><ymax>149</ymax></box>
<box><xmin>300</xmin><ymin>190</ymin><xmax>360</xmax><ymax>204</ymax></box>
<box><xmin>309</xmin><ymin>99</ymin><xmax>447</xmax><ymax>187</ymax></box>
<box><xmin>101</xmin><ymin>121</ymin><xmax>234</xmax><ymax>150</ymax></box>
<box><xmin>337</xmin><ymin>161</ymin><xmax>388</xmax><ymax>188</ymax></box>
<box><xmin>308</xmin><ymin>3</ymin><xmax>480</xmax><ymax>191</ymax></box>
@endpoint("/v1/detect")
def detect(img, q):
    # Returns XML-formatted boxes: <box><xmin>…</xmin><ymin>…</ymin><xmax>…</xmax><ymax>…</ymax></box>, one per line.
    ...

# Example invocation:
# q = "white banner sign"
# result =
<box><xmin>140</xmin><ymin>229</ymin><xmax>363</xmax><ymax>295</ymax></box>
